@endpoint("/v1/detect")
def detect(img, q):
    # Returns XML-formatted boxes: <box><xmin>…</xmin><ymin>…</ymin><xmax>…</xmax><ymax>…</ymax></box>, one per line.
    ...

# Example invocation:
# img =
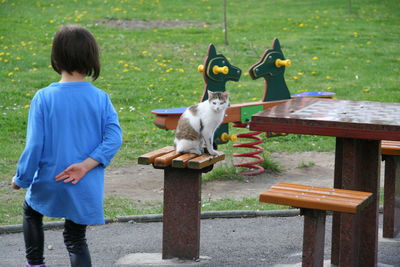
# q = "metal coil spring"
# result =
<box><xmin>232</xmin><ymin>123</ymin><xmax>265</xmax><ymax>176</ymax></box>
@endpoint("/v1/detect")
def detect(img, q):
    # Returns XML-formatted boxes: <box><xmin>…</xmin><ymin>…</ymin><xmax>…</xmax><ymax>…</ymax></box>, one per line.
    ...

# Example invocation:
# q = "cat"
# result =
<box><xmin>174</xmin><ymin>91</ymin><xmax>229</xmax><ymax>156</ymax></box>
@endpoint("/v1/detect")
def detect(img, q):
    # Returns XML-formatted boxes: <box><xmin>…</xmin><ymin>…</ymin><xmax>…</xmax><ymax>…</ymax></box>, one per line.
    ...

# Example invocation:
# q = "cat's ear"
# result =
<box><xmin>222</xmin><ymin>91</ymin><xmax>229</xmax><ymax>98</ymax></box>
<box><xmin>207</xmin><ymin>90</ymin><xmax>214</xmax><ymax>98</ymax></box>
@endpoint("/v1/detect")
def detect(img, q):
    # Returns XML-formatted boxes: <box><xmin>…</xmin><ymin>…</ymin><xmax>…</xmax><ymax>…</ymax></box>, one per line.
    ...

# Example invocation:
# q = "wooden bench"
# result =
<box><xmin>138</xmin><ymin>146</ymin><xmax>225</xmax><ymax>260</ymax></box>
<box><xmin>381</xmin><ymin>140</ymin><xmax>400</xmax><ymax>238</ymax></box>
<box><xmin>259</xmin><ymin>183</ymin><xmax>373</xmax><ymax>267</ymax></box>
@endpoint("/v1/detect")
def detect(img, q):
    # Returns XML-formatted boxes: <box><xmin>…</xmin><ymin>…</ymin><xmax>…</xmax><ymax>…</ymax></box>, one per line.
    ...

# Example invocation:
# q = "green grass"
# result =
<box><xmin>1</xmin><ymin>0</ymin><xmax>399</xmax><ymax>225</ymax></box>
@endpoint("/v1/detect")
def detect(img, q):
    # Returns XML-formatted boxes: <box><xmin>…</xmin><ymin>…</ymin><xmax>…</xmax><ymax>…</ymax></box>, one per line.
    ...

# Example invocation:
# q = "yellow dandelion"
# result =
<box><xmin>7</xmin><ymin>72</ymin><xmax>14</xmax><ymax>76</ymax></box>
<box><xmin>362</xmin><ymin>89</ymin><xmax>370</xmax><ymax>93</ymax></box>
<box><xmin>177</xmin><ymin>68</ymin><xmax>185</xmax><ymax>72</ymax></box>
<box><xmin>312</xmin><ymin>56</ymin><xmax>319</xmax><ymax>60</ymax></box>
<box><xmin>325</xmin><ymin>76</ymin><xmax>332</xmax><ymax>80</ymax></box>
<box><xmin>314</xmin><ymin>25</ymin><xmax>319</xmax><ymax>29</ymax></box>
<box><xmin>353</xmin><ymin>32</ymin><xmax>359</xmax><ymax>37</ymax></box>
<box><xmin>32</xmin><ymin>62</ymin><xmax>37</xmax><ymax>65</ymax></box>
<box><xmin>49</xmin><ymin>20</ymin><xmax>55</xmax><ymax>24</ymax></box>
<box><xmin>292</xmin><ymin>76</ymin><xmax>299</xmax><ymax>80</ymax></box>
<box><xmin>133</xmin><ymin>66</ymin><xmax>141</xmax><ymax>71</ymax></box>
<box><xmin>203</xmin><ymin>24</ymin><xmax>209</xmax><ymax>28</ymax></box>
<box><xmin>311</xmin><ymin>71</ymin><xmax>317</xmax><ymax>75</ymax></box>
<box><xmin>14</xmin><ymin>67</ymin><xmax>20</xmax><ymax>71</ymax></box>
<box><xmin>26</xmin><ymin>93</ymin><xmax>32</xmax><ymax>97</ymax></box>
<box><xmin>298</xmin><ymin>23</ymin><xmax>305</xmax><ymax>27</ymax></box>
<box><xmin>113</xmin><ymin>7</ymin><xmax>122</xmax><ymax>12</ymax></box>
<box><xmin>16</xmin><ymin>56</ymin><xmax>21</xmax><ymax>60</ymax></box>
<box><xmin>366</xmin><ymin>41</ymin><xmax>372</xmax><ymax>45</ymax></box>
<box><xmin>6</xmin><ymin>52</ymin><xmax>11</xmax><ymax>56</ymax></box>
<box><xmin>4</xmin><ymin>59</ymin><xmax>9</xmax><ymax>63</ymax></box>
<box><xmin>244</xmin><ymin>72</ymin><xmax>249</xmax><ymax>76</ymax></box>
<box><xmin>123</xmin><ymin>69</ymin><xmax>129</xmax><ymax>72</ymax></box>
<box><xmin>48</xmin><ymin>65</ymin><xmax>52</xmax><ymax>69</ymax></box>
<box><xmin>0</xmin><ymin>52</ymin><xmax>4</xmax><ymax>56</ymax></box>
<box><xmin>24</xmin><ymin>104</ymin><xmax>30</xmax><ymax>109</ymax></box>
<box><xmin>124</xmin><ymin>63</ymin><xmax>129</xmax><ymax>67</ymax></box>
<box><xmin>251</xmin><ymin>97</ymin><xmax>258</xmax><ymax>101</ymax></box>
<box><xmin>298</xmin><ymin>72</ymin><xmax>304</xmax><ymax>76</ymax></box>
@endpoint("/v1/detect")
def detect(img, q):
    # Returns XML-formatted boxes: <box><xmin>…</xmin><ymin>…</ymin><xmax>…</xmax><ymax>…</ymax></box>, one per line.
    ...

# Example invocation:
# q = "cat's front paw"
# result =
<box><xmin>208</xmin><ymin>150</ymin><xmax>222</xmax><ymax>156</ymax></box>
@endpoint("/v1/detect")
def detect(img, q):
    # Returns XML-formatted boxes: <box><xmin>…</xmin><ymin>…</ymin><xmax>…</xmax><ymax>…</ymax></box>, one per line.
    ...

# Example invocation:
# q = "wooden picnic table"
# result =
<box><xmin>249</xmin><ymin>97</ymin><xmax>400</xmax><ymax>266</ymax></box>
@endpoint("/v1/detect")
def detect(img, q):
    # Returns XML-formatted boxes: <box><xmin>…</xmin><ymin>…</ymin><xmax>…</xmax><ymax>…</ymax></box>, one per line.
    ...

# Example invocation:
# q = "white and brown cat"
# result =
<box><xmin>174</xmin><ymin>91</ymin><xmax>229</xmax><ymax>156</ymax></box>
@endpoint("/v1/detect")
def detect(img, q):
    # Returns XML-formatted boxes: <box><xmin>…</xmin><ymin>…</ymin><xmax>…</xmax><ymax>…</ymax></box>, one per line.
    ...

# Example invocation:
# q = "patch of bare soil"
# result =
<box><xmin>105</xmin><ymin>151</ymin><xmax>339</xmax><ymax>203</ymax></box>
<box><xmin>95</xmin><ymin>18</ymin><xmax>209</xmax><ymax>30</ymax></box>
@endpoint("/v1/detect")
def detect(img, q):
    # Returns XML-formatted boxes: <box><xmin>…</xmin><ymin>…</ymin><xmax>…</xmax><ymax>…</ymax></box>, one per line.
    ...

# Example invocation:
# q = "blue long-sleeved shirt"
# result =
<box><xmin>13</xmin><ymin>81</ymin><xmax>122</xmax><ymax>225</ymax></box>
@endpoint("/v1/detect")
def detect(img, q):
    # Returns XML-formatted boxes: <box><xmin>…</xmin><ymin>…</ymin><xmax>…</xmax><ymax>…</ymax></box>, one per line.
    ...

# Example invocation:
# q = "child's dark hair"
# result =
<box><xmin>51</xmin><ymin>25</ymin><xmax>100</xmax><ymax>81</ymax></box>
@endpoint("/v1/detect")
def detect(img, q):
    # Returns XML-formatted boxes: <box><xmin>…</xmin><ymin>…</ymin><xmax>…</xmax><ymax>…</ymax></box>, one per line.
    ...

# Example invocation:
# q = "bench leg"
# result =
<box><xmin>301</xmin><ymin>209</ymin><xmax>326</xmax><ymax>267</ymax></box>
<box><xmin>383</xmin><ymin>155</ymin><xmax>400</xmax><ymax>238</ymax></box>
<box><xmin>162</xmin><ymin>167</ymin><xmax>201</xmax><ymax>260</ymax></box>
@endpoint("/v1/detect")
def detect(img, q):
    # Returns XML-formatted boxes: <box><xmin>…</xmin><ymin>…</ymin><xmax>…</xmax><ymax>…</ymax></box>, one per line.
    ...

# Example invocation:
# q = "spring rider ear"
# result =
<box><xmin>248</xmin><ymin>38</ymin><xmax>291</xmax><ymax>102</ymax></box>
<box><xmin>198</xmin><ymin>44</ymin><xmax>242</xmax><ymax>101</ymax></box>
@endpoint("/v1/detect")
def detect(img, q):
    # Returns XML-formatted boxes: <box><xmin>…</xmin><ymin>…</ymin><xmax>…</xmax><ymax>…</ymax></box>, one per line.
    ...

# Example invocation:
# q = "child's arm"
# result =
<box><xmin>87</xmin><ymin>94</ymin><xmax>122</xmax><ymax>167</ymax></box>
<box><xmin>13</xmin><ymin>92</ymin><xmax>44</xmax><ymax>188</ymax></box>
<box><xmin>55</xmin><ymin>157</ymin><xmax>100</xmax><ymax>184</ymax></box>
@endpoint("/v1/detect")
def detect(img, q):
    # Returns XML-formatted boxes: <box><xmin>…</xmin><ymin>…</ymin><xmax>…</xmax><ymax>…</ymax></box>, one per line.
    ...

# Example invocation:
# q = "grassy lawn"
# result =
<box><xmin>1</xmin><ymin>0</ymin><xmax>399</xmax><ymax>225</ymax></box>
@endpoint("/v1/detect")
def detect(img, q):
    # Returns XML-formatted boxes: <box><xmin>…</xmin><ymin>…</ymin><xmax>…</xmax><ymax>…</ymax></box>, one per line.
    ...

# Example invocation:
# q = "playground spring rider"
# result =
<box><xmin>230</xmin><ymin>38</ymin><xmax>292</xmax><ymax>175</ymax></box>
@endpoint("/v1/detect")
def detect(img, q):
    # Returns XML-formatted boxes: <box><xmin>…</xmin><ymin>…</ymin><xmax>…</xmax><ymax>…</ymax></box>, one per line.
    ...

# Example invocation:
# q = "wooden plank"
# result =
<box><xmin>259</xmin><ymin>183</ymin><xmax>373</xmax><ymax>214</ymax></box>
<box><xmin>154</xmin><ymin>151</ymin><xmax>182</xmax><ymax>168</ymax></box>
<box><xmin>271</xmin><ymin>183</ymin><xmax>371</xmax><ymax>200</ymax></box>
<box><xmin>138</xmin><ymin>146</ymin><xmax>175</xmax><ymax>165</ymax></box>
<box><xmin>172</xmin><ymin>154</ymin><xmax>199</xmax><ymax>168</ymax></box>
<box><xmin>187</xmin><ymin>153</ymin><xmax>225</xmax><ymax>169</ymax></box>
<box><xmin>381</xmin><ymin>140</ymin><xmax>400</xmax><ymax>156</ymax></box>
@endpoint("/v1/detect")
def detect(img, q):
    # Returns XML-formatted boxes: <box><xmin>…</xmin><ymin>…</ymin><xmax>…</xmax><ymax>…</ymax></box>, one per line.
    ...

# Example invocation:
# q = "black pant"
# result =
<box><xmin>23</xmin><ymin>201</ymin><xmax>92</xmax><ymax>267</ymax></box>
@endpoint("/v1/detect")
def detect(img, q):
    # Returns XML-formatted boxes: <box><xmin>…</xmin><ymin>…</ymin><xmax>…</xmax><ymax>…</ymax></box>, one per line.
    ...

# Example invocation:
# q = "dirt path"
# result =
<box><xmin>105</xmin><ymin>151</ymin><xmax>339</xmax><ymax>202</ymax></box>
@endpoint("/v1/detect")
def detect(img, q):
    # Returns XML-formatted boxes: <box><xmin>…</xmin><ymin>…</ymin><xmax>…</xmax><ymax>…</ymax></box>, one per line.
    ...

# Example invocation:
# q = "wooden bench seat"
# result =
<box><xmin>138</xmin><ymin>146</ymin><xmax>225</xmax><ymax>169</ymax></box>
<box><xmin>260</xmin><ymin>183</ymin><xmax>373</xmax><ymax>267</ymax></box>
<box><xmin>138</xmin><ymin>147</ymin><xmax>225</xmax><ymax>260</ymax></box>
<box><xmin>381</xmin><ymin>140</ymin><xmax>400</xmax><ymax>238</ymax></box>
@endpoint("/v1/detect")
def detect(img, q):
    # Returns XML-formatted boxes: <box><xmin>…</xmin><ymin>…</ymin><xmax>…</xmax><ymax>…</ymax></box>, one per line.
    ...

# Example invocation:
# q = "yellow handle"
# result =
<box><xmin>275</xmin><ymin>58</ymin><xmax>292</xmax><ymax>68</ymax></box>
<box><xmin>198</xmin><ymin>64</ymin><xmax>204</xmax><ymax>72</ymax></box>
<box><xmin>213</xmin><ymin>65</ymin><xmax>229</xmax><ymax>75</ymax></box>
<box><xmin>221</xmin><ymin>132</ymin><xmax>237</xmax><ymax>142</ymax></box>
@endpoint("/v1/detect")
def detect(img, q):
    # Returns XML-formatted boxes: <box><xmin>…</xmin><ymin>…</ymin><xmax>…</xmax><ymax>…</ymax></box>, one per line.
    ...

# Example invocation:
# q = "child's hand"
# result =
<box><xmin>56</xmin><ymin>163</ymin><xmax>87</xmax><ymax>184</ymax></box>
<box><xmin>11</xmin><ymin>178</ymin><xmax>20</xmax><ymax>190</ymax></box>
<box><xmin>55</xmin><ymin>157</ymin><xmax>99</xmax><ymax>184</ymax></box>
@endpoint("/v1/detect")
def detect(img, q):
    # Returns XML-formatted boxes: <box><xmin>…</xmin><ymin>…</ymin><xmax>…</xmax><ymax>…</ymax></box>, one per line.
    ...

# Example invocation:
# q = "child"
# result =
<box><xmin>11</xmin><ymin>25</ymin><xmax>123</xmax><ymax>267</ymax></box>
